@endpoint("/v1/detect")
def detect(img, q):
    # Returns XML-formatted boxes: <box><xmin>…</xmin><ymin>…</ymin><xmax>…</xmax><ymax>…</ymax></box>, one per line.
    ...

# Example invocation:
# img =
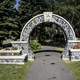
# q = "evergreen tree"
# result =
<box><xmin>0</xmin><ymin>0</ymin><xmax>21</xmax><ymax>47</ymax></box>
<box><xmin>0</xmin><ymin>0</ymin><xmax>80</xmax><ymax>48</ymax></box>
<box><xmin>19</xmin><ymin>0</ymin><xmax>80</xmax><ymax>40</ymax></box>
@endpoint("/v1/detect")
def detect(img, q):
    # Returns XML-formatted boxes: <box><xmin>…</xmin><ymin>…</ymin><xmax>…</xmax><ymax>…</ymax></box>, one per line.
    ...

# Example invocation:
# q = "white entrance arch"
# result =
<box><xmin>20</xmin><ymin>12</ymin><xmax>76</xmax><ymax>60</ymax></box>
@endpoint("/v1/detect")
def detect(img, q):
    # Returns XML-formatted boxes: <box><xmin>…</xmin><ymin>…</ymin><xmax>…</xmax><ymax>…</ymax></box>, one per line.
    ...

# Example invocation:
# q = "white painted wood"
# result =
<box><xmin>0</xmin><ymin>54</ymin><xmax>27</xmax><ymax>64</ymax></box>
<box><xmin>0</xmin><ymin>55</ymin><xmax>25</xmax><ymax>59</ymax></box>
<box><xmin>68</xmin><ymin>40</ymin><xmax>80</xmax><ymax>43</ymax></box>
<box><xmin>11</xmin><ymin>41</ymin><xmax>27</xmax><ymax>43</ymax></box>
<box><xmin>0</xmin><ymin>49</ymin><xmax>22</xmax><ymax>53</ymax></box>
<box><xmin>70</xmin><ymin>49</ymin><xmax>80</xmax><ymax>52</ymax></box>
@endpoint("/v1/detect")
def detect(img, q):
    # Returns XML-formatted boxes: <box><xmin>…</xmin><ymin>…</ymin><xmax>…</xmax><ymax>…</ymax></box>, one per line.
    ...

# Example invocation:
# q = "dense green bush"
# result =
<box><xmin>30</xmin><ymin>40</ymin><xmax>41</xmax><ymax>52</ymax></box>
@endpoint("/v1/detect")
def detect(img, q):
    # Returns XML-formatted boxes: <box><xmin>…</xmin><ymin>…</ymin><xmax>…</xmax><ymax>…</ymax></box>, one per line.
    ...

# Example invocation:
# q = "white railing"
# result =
<box><xmin>0</xmin><ymin>41</ymin><xmax>34</xmax><ymax>64</ymax></box>
<box><xmin>70</xmin><ymin>49</ymin><xmax>80</xmax><ymax>61</ymax></box>
<box><xmin>67</xmin><ymin>40</ymin><xmax>80</xmax><ymax>61</ymax></box>
<box><xmin>0</xmin><ymin>54</ymin><xmax>27</xmax><ymax>64</ymax></box>
<box><xmin>0</xmin><ymin>49</ymin><xmax>22</xmax><ymax>55</ymax></box>
<box><xmin>0</xmin><ymin>48</ymin><xmax>27</xmax><ymax>64</ymax></box>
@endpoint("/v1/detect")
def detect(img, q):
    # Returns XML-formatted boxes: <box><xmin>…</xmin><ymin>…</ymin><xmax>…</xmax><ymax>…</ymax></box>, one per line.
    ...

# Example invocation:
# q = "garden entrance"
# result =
<box><xmin>0</xmin><ymin>12</ymin><xmax>77</xmax><ymax>64</ymax></box>
<box><xmin>20</xmin><ymin>12</ymin><xmax>76</xmax><ymax>60</ymax></box>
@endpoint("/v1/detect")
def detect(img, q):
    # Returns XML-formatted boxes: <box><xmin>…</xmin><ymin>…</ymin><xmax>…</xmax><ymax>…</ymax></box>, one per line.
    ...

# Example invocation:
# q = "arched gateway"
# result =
<box><xmin>20</xmin><ymin>12</ymin><xmax>76</xmax><ymax>60</ymax></box>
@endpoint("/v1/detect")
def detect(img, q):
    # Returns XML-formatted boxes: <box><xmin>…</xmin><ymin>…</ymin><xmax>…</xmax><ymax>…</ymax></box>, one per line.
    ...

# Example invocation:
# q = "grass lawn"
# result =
<box><xmin>55</xmin><ymin>48</ymin><xmax>64</xmax><ymax>52</ymax></box>
<box><xmin>0</xmin><ymin>62</ymin><xmax>32</xmax><ymax>80</ymax></box>
<box><xmin>66</xmin><ymin>62</ymin><xmax>80</xmax><ymax>80</ymax></box>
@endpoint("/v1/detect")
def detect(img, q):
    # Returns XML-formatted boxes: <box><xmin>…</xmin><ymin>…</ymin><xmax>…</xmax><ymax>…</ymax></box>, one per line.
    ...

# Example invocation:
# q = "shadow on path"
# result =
<box><xmin>34</xmin><ymin>49</ymin><xmax>62</xmax><ymax>54</ymax></box>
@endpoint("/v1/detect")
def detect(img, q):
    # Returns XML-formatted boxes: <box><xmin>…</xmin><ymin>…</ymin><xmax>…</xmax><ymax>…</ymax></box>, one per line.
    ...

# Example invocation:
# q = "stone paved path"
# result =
<box><xmin>27</xmin><ymin>48</ymin><xmax>74</xmax><ymax>80</ymax></box>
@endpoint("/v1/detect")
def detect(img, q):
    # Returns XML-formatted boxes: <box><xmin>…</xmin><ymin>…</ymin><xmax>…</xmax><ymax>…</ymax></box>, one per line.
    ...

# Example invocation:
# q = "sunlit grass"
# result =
<box><xmin>0</xmin><ymin>62</ymin><xmax>32</xmax><ymax>80</ymax></box>
<box><xmin>55</xmin><ymin>48</ymin><xmax>64</xmax><ymax>52</ymax></box>
<box><xmin>66</xmin><ymin>62</ymin><xmax>80</xmax><ymax>80</ymax></box>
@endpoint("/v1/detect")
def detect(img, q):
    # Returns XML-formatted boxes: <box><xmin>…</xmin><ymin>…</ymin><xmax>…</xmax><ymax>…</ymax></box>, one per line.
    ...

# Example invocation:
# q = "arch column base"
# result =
<box><xmin>28</xmin><ymin>54</ymin><xmax>34</xmax><ymax>61</ymax></box>
<box><xmin>28</xmin><ymin>58</ymin><xmax>34</xmax><ymax>61</ymax></box>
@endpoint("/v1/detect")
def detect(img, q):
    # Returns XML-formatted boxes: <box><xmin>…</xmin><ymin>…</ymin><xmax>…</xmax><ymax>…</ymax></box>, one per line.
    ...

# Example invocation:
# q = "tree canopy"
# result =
<box><xmin>0</xmin><ymin>0</ymin><xmax>80</xmax><ymax>47</ymax></box>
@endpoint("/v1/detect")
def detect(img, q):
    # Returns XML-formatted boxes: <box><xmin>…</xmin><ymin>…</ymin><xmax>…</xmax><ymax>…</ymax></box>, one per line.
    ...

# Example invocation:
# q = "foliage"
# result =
<box><xmin>30</xmin><ymin>23</ymin><xmax>67</xmax><ymax>47</ymax></box>
<box><xmin>0</xmin><ymin>61</ymin><xmax>32</xmax><ymax>80</ymax></box>
<box><xmin>30</xmin><ymin>40</ymin><xmax>41</xmax><ymax>52</ymax></box>
<box><xmin>0</xmin><ymin>0</ymin><xmax>22</xmax><ymax>47</ymax></box>
<box><xmin>73</xmin><ymin>43</ymin><xmax>80</xmax><ymax>49</ymax></box>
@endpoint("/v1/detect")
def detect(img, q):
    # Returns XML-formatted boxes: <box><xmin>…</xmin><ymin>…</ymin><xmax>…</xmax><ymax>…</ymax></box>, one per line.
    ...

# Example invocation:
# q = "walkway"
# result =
<box><xmin>27</xmin><ymin>47</ymin><xmax>74</xmax><ymax>80</ymax></box>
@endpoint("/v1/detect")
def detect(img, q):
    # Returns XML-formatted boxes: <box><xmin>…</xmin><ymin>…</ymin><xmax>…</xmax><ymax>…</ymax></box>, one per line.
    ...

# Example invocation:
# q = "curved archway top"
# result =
<box><xmin>20</xmin><ymin>12</ymin><xmax>76</xmax><ymax>41</ymax></box>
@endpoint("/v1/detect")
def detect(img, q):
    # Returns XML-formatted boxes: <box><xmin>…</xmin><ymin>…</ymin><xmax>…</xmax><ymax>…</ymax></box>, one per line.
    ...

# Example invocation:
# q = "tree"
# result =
<box><xmin>0</xmin><ymin>0</ymin><xmax>21</xmax><ymax>47</ymax></box>
<box><xmin>18</xmin><ymin>0</ymin><xmax>80</xmax><ymax>41</ymax></box>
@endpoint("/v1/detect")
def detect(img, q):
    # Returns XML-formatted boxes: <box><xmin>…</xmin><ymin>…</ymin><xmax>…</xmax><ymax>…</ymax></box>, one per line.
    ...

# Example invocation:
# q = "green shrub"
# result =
<box><xmin>30</xmin><ymin>40</ymin><xmax>41</xmax><ymax>52</ymax></box>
